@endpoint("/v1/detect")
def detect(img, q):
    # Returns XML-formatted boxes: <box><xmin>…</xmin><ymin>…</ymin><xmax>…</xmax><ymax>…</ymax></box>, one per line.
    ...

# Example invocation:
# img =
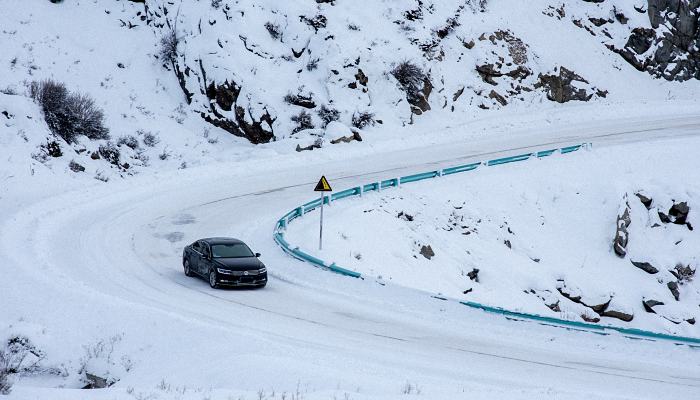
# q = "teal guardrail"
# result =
<box><xmin>272</xmin><ymin>142</ymin><xmax>700</xmax><ymax>346</ymax></box>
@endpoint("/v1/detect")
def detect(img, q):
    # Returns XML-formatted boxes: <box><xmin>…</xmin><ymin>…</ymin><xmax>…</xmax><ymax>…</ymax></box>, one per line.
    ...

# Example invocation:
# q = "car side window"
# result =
<box><xmin>202</xmin><ymin>244</ymin><xmax>211</xmax><ymax>258</ymax></box>
<box><xmin>192</xmin><ymin>241</ymin><xmax>201</xmax><ymax>253</ymax></box>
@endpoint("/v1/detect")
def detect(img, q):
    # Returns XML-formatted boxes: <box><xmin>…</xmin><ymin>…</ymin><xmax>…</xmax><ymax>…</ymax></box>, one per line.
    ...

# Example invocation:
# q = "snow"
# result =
<box><xmin>288</xmin><ymin>136</ymin><xmax>700</xmax><ymax>336</ymax></box>
<box><xmin>1</xmin><ymin>0</ymin><xmax>700</xmax><ymax>399</ymax></box>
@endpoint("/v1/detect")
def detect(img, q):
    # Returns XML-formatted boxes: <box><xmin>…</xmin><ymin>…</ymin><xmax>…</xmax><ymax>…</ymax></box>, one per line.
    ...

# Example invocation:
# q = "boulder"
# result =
<box><xmin>420</xmin><ymin>245</ymin><xmax>435</xmax><ymax>260</ymax></box>
<box><xmin>634</xmin><ymin>192</ymin><xmax>653</xmax><ymax>209</ymax></box>
<box><xmin>642</xmin><ymin>299</ymin><xmax>664</xmax><ymax>313</ymax></box>
<box><xmin>601</xmin><ymin>304</ymin><xmax>634</xmax><ymax>322</ymax></box>
<box><xmin>667</xmin><ymin>281</ymin><xmax>680</xmax><ymax>301</ymax></box>
<box><xmin>668</xmin><ymin>202</ymin><xmax>690</xmax><ymax>225</ymax></box>
<box><xmin>631</xmin><ymin>260</ymin><xmax>659</xmax><ymax>274</ymax></box>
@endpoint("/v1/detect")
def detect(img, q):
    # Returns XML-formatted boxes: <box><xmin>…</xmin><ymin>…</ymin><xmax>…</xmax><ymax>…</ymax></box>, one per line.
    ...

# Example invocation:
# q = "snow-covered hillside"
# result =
<box><xmin>287</xmin><ymin>137</ymin><xmax>700</xmax><ymax>336</ymax></box>
<box><xmin>2</xmin><ymin>0</ymin><xmax>700</xmax><ymax>183</ymax></box>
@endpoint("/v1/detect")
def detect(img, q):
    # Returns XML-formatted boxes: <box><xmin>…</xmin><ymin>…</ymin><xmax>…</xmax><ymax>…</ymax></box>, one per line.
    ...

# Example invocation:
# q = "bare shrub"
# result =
<box><xmin>291</xmin><ymin>111</ymin><xmax>314</xmax><ymax>134</ymax></box>
<box><xmin>29</xmin><ymin>79</ymin><xmax>109</xmax><ymax>143</ymax></box>
<box><xmin>300</xmin><ymin>15</ymin><xmax>327</xmax><ymax>32</ymax></box>
<box><xmin>306</xmin><ymin>58</ymin><xmax>320</xmax><ymax>71</ymax></box>
<box><xmin>117</xmin><ymin>135</ymin><xmax>139</xmax><ymax>150</ymax></box>
<box><xmin>352</xmin><ymin>111</ymin><xmax>375</xmax><ymax>129</ymax></box>
<box><xmin>391</xmin><ymin>61</ymin><xmax>427</xmax><ymax>105</ymax></box>
<box><xmin>317</xmin><ymin>104</ymin><xmax>340</xmax><ymax>127</ymax></box>
<box><xmin>98</xmin><ymin>142</ymin><xmax>120</xmax><ymax>166</ymax></box>
<box><xmin>0</xmin><ymin>336</ymin><xmax>46</xmax><ymax>394</ymax></box>
<box><xmin>211</xmin><ymin>0</ymin><xmax>222</xmax><ymax>9</ymax></box>
<box><xmin>159</xmin><ymin>28</ymin><xmax>179</xmax><ymax>65</ymax></box>
<box><xmin>265</xmin><ymin>22</ymin><xmax>282</xmax><ymax>40</ymax></box>
<box><xmin>141</xmin><ymin>131</ymin><xmax>160</xmax><ymax>147</ymax></box>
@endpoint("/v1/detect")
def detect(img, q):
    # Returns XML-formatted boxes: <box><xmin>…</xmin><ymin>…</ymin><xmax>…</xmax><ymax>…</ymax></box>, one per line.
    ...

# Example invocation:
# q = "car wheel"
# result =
<box><xmin>209</xmin><ymin>269</ymin><xmax>219</xmax><ymax>289</ymax></box>
<box><xmin>184</xmin><ymin>260</ymin><xmax>193</xmax><ymax>277</ymax></box>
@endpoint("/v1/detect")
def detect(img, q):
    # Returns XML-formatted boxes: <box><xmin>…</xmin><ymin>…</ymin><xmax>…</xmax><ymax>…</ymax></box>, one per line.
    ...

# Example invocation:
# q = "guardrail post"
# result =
<box><xmin>300</xmin><ymin>205</ymin><xmax>305</xmax><ymax>217</ymax></box>
<box><xmin>377</xmin><ymin>181</ymin><xmax>381</xmax><ymax>192</ymax></box>
<box><xmin>359</xmin><ymin>185</ymin><xmax>363</xmax><ymax>197</ymax></box>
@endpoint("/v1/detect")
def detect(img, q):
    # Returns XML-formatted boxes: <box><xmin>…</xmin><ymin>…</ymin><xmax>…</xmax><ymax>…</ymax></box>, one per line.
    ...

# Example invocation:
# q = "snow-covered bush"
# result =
<box><xmin>264</xmin><ymin>22</ymin><xmax>282</xmax><ymax>40</ymax></box>
<box><xmin>352</xmin><ymin>111</ymin><xmax>375</xmax><ymax>129</ymax></box>
<box><xmin>98</xmin><ymin>142</ymin><xmax>120</xmax><ymax>166</ymax></box>
<box><xmin>158</xmin><ymin>28</ymin><xmax>179</xmax><ymax>66</ymax></box>
<box><xmin>391</xmin><ymin>62</ymin><xmax>427</xmax><ymax>105</ymax></box>
<box><xmin>140</xmin><ymin>130</ymin><xmax>159</xmax><ymax>147</ymax></box>
<box><xmin>317</xmin><ymin>105</ymin><xmax>340</xmax><ymax>127</ymax></box>
<box><xmin>291</xmin><ymin>111</ymin><xmax>314</xmax><ymax>134</ymax></box>
<box><xmin>0</xmin><ymin>336</ymin><xmax>46</xmax><ymax>394</ymax></box>
<box><xmin>29</xmin><ymin>79</ymin><xmax>109</xmax><ymax>143</ymax></box>
<box><xmin>117</xmin><ymin>135</ymin><xmax>139</xmax><ymax>150</ymax></box>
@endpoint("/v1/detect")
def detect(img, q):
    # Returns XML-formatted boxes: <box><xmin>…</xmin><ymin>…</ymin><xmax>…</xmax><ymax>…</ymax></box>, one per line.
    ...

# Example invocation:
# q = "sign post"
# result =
<box><xmin>314</xmin><ymin>176</ymin><xmax>333</xmax><ymax>250</ymax></box>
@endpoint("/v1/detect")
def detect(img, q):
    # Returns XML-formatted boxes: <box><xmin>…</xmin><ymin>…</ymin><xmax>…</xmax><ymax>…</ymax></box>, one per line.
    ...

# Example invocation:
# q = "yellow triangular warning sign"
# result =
<box><xmin>314</xmin><ymin>175</ymin><xmax>332</xmax><ymax>192</ymax></box>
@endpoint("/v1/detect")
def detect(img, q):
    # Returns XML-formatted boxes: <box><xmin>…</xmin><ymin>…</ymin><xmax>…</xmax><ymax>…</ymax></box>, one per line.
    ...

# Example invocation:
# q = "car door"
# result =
<box><xmin>200</xmin><ymin>243</ymin><xmax>212</xmax><ymax>274</ymax></box>
<box><xmin>190</xmin><ymin>241</ymin><xmax>204</xmax><ymax>275</ymax></box>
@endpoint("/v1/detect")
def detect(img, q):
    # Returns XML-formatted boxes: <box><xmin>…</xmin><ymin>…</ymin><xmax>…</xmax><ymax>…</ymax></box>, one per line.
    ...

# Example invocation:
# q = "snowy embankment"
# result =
<box><xmin>287</xmin><ymin>136</ymin><xmax>700</xmax><ymax>337</ymax></box>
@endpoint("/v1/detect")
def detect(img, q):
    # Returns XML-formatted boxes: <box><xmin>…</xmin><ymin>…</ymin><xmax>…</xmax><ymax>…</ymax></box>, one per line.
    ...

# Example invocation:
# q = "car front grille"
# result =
<box><xmin>224</xmin><ymin>269</ymin><xmax>262</xmax><ymax>276</ymax></box>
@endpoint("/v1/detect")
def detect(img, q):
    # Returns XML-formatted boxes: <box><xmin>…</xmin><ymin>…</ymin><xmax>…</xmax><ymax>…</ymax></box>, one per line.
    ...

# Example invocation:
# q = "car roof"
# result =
<box><xmin>200</xmin><ymin>237</ymin><xmax>245</xmax><ymax>245</ymax></box>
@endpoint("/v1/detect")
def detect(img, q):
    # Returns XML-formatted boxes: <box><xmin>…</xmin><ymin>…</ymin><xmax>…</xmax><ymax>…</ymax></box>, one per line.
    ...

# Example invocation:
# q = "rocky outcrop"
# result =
<box><xmin>616</xmin><ymin>0</ymin><xmax>700</xmax><ymax>81</ymax></box>
<box><xmin>201</xmin><ymin>80</ymin><xmax>275</xmax><ymax>144</ymax></box>
<box><xmin>613</xmin><ymin>201</ymin><xmax>631</xmax><ymax>257</ymax></box>
<box><xmin>535</xmin><ymin>67</ymin><xmax>607</xmax><ymax>103</ymax></box>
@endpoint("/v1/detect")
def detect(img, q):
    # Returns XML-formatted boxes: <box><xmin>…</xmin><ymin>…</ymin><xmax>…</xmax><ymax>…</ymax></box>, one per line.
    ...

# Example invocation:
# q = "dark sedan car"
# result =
<box><xmin>182</xmin><ymin>238</ymin><xmax>267</xmax><ymax>289</ymax></box>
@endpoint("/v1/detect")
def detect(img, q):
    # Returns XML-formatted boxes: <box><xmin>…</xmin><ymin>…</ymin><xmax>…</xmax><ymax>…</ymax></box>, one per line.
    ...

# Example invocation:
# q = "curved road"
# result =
<box><xmin>3</xmin><ymin>114</ymin><xmax>700</xmax><ymax>398</ymax></box>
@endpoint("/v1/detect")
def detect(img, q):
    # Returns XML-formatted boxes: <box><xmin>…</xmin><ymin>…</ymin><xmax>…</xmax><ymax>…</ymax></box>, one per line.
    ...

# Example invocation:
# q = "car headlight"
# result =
<box><xmin>217</xmin><ymin>268</ymin><xmax>234</xmax><ymax>275</ymax></box>
<box><xmin>259</xmin><ymin>267</ymin><xmax>267</xmax><ymax>273</ymax></box>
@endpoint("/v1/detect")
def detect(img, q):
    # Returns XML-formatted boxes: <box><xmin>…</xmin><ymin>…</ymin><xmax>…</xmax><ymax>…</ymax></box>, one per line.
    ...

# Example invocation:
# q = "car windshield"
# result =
<box><xmin>211</xmin><ymin>243</ymin><xmax>255</xmax><ymax>258</ymax></box>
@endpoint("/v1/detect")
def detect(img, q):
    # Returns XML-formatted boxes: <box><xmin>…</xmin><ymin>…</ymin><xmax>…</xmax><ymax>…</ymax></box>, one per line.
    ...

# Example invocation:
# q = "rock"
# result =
<box><xmin>557</xmin><ymin>285</ymin><xmax>582</xmax><ymax>303</ymax></box>
<box><xmin>463</xmin><ymin>288</ymin><xmax>473</xmax><ymax>294</ymax></box>
<box><xmin>475</xmin><ymin>63</ymin><xmax>503</xmax><ymax>85</ymax></box>
<box><xmin>642</xmin><ymin>299</ymin><xmax>664</xmax><ymax>313</ymax></box>
<box><xmin>535</xmin><ymin>67</ymin><xmax>604</xmax><ymax>103</ymax></box>
<box><xmin>670</xmin><ymin>264</ymin><xmax>695</xmax><ymax>283</ymax></box>
<box><xmin>668</xmin><ymin>202</ymin><xmax>689</xmax><ymax>225</ymax></box>
<box><xmin>420</xmin><ymin>245</ymin><xmax>435</xmax><ymax>260</ymax></box>
<box><xmin>616</xmin><ymin>0</ymin><xmax>700</xmax><ymax>81</ymax></box>
<box><xmin>503</xmin><ymin>239</ymin><xmax>512</xmax><ymax>249</ymax></box>
<box><xmin>581</xmin><ymin>312</ymin><xmax>600</xmax><ymax>323</ymax></box>
<box><xmin>397</xmin><ymin>211</ymin><xmax>414</xmax><ymax>222</ymax></box>
<box><xmin>201</xmin><ymin>79</ymin><xmax>275</xmax><ymax>144</ymax></box>
<box><xmin>602</xmin><ymin>307</ymin><xmax>634</xmax><ymax>322</ymax></box>
<box><xmin>634</xmin><ymin>192</ymin><xmax>653</xmax><ymax>209</ymax></box>
<box><xmin>467</xmin><ymin>268</ymin><xmax>479</xmax><ymax>282</ymax></box>
<box><xmin>90</xmin><ymin>152</ymin><xmax>100</xmax><ymax>160</ymax></box>
<box><xmin>547</xmin><ymin>301</ymin><xmax>561</xmax><ymax>312</ymax></box>
<box><xmin>631</xmin><ymin>260</ymin><xmax>659</xmax><ymax>274</ymax></box>
<box><xmin>613</xmin><ymin>203</ymin><xmax>631</xmax><ymax>257</ymax></box>
<box><xmin>667</xmin><ymin>281</ymin><xmax>680</xmax><ymax>301</ymax></box>
<box><xmin>69</xmin><ymin>161</ymin><xmax>85</xmax><ymax>173</ymax></box>
<box><xmin>687</xmin><ymin>318</ymin><xmax>696</xmax><ymax>325</ymax></box>
<box><xmin>354</xmin><ymin>69</ymin><xmax>368</xmax><ymax>86</ymax></box>
<box><xmin>326</xmin><ymin>122</ymin><xmax>362</xmax><ymax>144</ymax></box>
<box><xmin>488</xmin><ymin>90</ymin><xmax>508</xmax><ymax>106</ymax></box>
<box><xmin>658</xmin><ymin>211</ymin><xmax>671</xmax><ymax>223</ymax></box>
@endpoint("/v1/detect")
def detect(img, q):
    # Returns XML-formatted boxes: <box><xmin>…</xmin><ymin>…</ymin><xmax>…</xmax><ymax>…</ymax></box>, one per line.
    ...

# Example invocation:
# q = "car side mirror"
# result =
<box><xmin>255</xmin><ymin>253</ymin><xmax>261</xmax><ymax>258</ymax></box>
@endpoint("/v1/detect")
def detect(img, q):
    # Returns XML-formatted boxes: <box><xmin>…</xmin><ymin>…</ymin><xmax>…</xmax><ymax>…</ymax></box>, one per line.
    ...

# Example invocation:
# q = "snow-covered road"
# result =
<box><xmin>4</xmin><ymin>114</ymin><xmax>700</xmax><ymax>399</ymax></box>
